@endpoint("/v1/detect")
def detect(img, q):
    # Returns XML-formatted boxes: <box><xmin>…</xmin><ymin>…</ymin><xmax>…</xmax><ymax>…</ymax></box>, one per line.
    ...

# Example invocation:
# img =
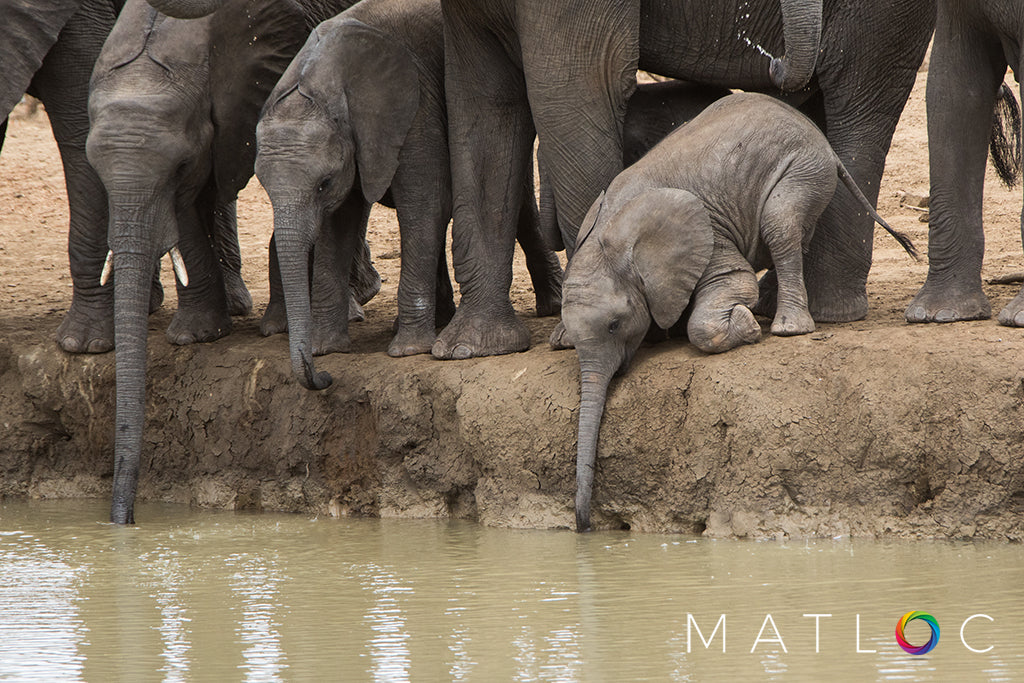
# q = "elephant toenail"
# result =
<box><xmin>452</xmin><ymin>344</ymin><xmax>473</xmax><ymax>360</ymax></box>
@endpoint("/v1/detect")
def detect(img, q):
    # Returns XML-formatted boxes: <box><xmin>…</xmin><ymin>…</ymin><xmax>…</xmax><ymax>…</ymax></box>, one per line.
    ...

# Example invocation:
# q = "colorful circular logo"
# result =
<box><xmin>895</xmin><ymin>611</ymin><xmax>940</xmax><ymax>655</ymax></box>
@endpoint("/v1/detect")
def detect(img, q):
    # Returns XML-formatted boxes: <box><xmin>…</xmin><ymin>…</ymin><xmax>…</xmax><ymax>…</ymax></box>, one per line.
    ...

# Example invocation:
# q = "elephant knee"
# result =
<box><xmin>688</xmin><ymin>304</ymin><xmax>761</xmax><ymax>354</ymax></box>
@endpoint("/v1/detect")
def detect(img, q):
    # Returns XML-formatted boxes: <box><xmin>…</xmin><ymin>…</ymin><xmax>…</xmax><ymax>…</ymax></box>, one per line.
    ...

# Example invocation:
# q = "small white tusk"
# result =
<box><xmin>100</xmin><ymin>250</ymin><xmax>113</xmax><ymax>287</ymax></box>
<box><xmin>169</xmin><ymin>246</ymin><xmax>189</xmax><ymax>287</ymax></box>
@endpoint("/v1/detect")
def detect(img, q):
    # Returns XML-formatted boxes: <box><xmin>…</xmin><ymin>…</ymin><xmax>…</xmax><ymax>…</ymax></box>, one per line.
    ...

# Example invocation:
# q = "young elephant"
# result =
<box><xmin>563</xmin><ymin>92</ymin><xmax>917</xmax><ymax>531</ymax></box>
<box><xmin>255</xmin><ymin>0</ymin><xmax>563</xmax><ymax>390</ymax></box>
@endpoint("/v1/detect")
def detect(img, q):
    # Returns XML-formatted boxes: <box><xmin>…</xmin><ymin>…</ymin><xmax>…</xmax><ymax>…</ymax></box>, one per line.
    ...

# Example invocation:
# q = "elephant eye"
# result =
<box><xmin>608</xmin><ymin>319</ymin><xmax>621</xmax><ymax>334</ymax></box>
<box><xmin>317</xmin><ymin>176</ymin><xmax>332</xmax><ymax>194</ymax></box>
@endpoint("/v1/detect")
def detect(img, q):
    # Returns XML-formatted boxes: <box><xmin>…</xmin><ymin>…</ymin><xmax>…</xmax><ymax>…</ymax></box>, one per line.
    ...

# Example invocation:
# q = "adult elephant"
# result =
<box><xmin>432</xmin><ymin>0</ymin><xmax>936</xmax><ymax>359</ymax></box>
<box><xmin>904</xmin><ymin>1</ymin><xmax>1024</xmax><ymax>326</ymax></box>
<box><xmin>1</xmin><ymin>0</ymin><xmax>126</xmax><ymax>353</ymax></box>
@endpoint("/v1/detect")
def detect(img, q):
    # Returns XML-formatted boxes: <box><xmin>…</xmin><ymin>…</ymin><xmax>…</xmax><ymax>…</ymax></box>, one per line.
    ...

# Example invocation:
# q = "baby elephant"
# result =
<box><xmin>563</xmin><ymin>92</ymin><xmax>917</xmax><ymax>531</ymax></box>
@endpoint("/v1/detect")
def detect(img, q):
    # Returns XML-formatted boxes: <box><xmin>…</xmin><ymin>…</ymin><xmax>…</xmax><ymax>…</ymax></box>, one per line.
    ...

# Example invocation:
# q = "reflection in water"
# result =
<box><xmin>0</xmin><ymin>531</ymin><xmax>85</xmax><ymax>681</ymax></box>
<box><xmin>0</xmin><ymin>500</ymin><xmax>1022</xmax><ymax>681</ymax></box>
<box><xmin>227</xmin><ymin>552</ymin><xmax>287</xmax><ymax>681</ymax></box>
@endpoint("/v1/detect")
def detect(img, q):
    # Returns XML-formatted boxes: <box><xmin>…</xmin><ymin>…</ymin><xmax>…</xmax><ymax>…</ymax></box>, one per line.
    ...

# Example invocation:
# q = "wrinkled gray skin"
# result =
<box><xmin>94</xmin><ymin>0</ymin><xmax>367</xmax><ymax>524</ymax></box>
<box><xmin>563</xmin><ymin>93</ymin><xmax>917</xmax><ymax>532</ymax></box>
<box><xmin>255</xmin><ymin>0</ymin><xmax>563</xmax><ymax>389</ymax></box>
<box><xmin>435</xmin><ymin>0</ymin><xmax>935</xmax><ymax>360</ymax></box>
<box><xmin>87</xmin><ymin>3</ymin><xmax>234</xmax><ymax>525</ymax></box>
<box><xmin>905</xmin><ymin>0</ymin><xmax>1024</xmax><ymax>327</ymax></box>
<box><xmin>538</xmin><ymin>80</ymin><xmax>732</xmax><ymax>253</ymax></box>
<box><xmin>0</xmin><ymin>0</ymin><xmax>125</xmax><ymax>354</ymax></box>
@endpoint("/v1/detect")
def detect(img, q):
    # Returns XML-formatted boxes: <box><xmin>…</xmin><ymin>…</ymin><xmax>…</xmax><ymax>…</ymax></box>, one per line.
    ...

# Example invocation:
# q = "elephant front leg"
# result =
<box><xmin>212</xmin><ymin>199</ymin><xmax>253</xmax><ymax>317</ymax></box>
<box><xmin>166</xmin><ymin>199</ymin><xmax>233</xmax><ymax>345</ymax></box>
<box><xmin>310</xmin><ymin>195</ymin><xmax>370</xmax><ymax>356</ymax></box>
<box><xmin>432</xmin><ymin>2</ymin><xmax>535</xmax><ymax>359</ymax></box>
<box><xmin>907</xmin><ymin>18</ymin><xmax>1006</xmax><ymax>324</ymax></box>
<box><xmin>687</xmin><ymin>244</ymin><xmax>761</xmax><ymax>354</ymax></box>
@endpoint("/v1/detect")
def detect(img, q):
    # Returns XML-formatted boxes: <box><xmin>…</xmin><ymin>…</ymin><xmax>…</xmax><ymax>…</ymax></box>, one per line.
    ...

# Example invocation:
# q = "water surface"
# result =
<box><xmin>1</xmin><ymin>500</ymin><xmax>1021</xmax><ymax>681</ymax></box>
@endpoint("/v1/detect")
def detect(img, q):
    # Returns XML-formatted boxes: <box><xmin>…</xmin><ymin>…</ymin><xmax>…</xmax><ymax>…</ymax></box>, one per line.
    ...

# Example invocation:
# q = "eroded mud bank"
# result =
<box><xmin>3</xmin><ymin>313</ymin><xmax>1024</xmax><ymax>539</ymax></box>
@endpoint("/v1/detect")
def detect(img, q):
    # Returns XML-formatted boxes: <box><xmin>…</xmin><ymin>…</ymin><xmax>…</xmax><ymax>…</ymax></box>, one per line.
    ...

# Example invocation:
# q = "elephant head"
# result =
<box><xmin>562</xmin><ymin>189</ymin><xmax>713</xmax><ymax>531</ymax></box>
<box><xmin>771</xmin><ymin>0</ymin><xmax>823</xmax><ymax>91</ymax></box>
<box><xmin>145</xmin><ymin>0</ymin><xmax>225</xmax><ymax>19</ymax></box>
<box><xmin>254</xmin><ymin>19</ymin><xmax>419</xmax><ymax>390</ymax></box>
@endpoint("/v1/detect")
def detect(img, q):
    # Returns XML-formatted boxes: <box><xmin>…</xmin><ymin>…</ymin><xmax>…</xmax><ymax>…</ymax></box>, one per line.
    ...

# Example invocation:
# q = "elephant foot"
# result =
<box><xmin>997</xmin><ymin>288</ymin><xmax>1024</xmax><ymax>327</ymax></box>
<box><xmin>534</xmin><ymin>274</ymin><xmax>563</xmax><ymax>318</ymax></box>
<box><xmin>905</xmin><ymin>279</ymin><xmax>991</xmax><ymax>323</ymax></box>
<box><xmin>807</xmin><ymin>287</ymin><xmax>868</xmax><ymax>323</ymax></box>
<box><xmin>167</xmin><ymin>307</ymin><xmax>232</xmax><ymax>345</ymax></box>
<box><xmin>56</xmin><ymin>293</ymin><xmax>114</xmax><ymax>354</ymax></box>
<box><xmin>771</xmin><ymin>306</ymin><xmax>815</xmax><ymax>337</ymax></box>
<box><xmin>260</xmin><ymin>301</ymin><xmax>287</xmax><ymax>337</ymax></box>
<box><xmin>150</xmin><ymin>279</ymin><xmax>164</xmax><ymax>313</ymax></box>
<box><xmin>530</xmin><ymin>260</ymin><xmax>564</xmax><ymax>317</ymax></box>
<box><xmin>432</xmin><ymin>303</ymin><xmax>530</xmax><ymax>360</ymax></box>
<box><xmin>312</xmin><ymin>326</ymin><xmax>351</xmax><ymax>356</ymax></box>
<box><xmin>548</xmin><ymin>320</ymin><xmax>574</xmax><ymax>350</ymax></box>
<box><xmin>690</xmin><ymin>305</ymin><xmax>762</xmax><ymax>354</ymax></box>
<box><xmin>222</xmin><ymin>269</ymin><xmax>253</xmax><ymax>317</ymax></box>
<box><xmin>348</xmin><ymin>292</ymin><xmax>366</xmax><ymax>323</ymax></box>
<box><xmin>388</xmin><ymin>325</ymin><xmax>436</xmax><ymax>357</ymax></box>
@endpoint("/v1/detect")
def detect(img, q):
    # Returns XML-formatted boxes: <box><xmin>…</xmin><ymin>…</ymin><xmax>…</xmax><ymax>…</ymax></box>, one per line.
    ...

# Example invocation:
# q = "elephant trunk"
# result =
<box><xmin>110</xmin><ymin>247</ymin><xmax>156</xmax><ymax>525</ymax></box>
<box><xmin>574</xmin><ymin>350</ymin><xmax>616</xmax><ymax>532</ymax></box>
<box><xmin>144</xmin><ymin>0</ymin><xmax>225</xmax><ymax>18</ymax></box>
<box><xmin>275</xmin><ymin>205</ymin><xmax>332</xmax><ymax>391</ymax></box>
<box><xmin>770</xmin><ymin>0</ymin><xmax>822</xmax><ymax>92</ymax></box>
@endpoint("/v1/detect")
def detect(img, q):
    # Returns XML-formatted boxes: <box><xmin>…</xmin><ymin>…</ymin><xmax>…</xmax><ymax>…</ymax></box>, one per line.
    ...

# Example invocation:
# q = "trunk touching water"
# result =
<box><xmin>575</xmin><ymin>358</ymin><xmax>616</xmax><ymax>532</ymax></box>
<box><xmin>770</xmin><ymin>0</ymin><xmax>823</xmax><ymax>92</ymax></box>
<box><xmin>275</xmin><ymin>205</ymin><xmax>332</xmax><ymax>391</ymax></box>
<box><xmin>110</xmin><ymin>249</ymin><xmax>155</xmax><ymax>524</ymax></box>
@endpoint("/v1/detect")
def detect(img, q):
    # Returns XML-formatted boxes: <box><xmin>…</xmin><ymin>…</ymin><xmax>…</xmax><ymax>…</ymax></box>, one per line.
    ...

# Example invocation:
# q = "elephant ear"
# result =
<box><xmin>312</xmin><ymin>19</ymin><xmax>420</xmax><ymax>204</ymax></box>
<box><xmin>601</xmin><ymin>188</ymin><xmax>713</xmax><ymax>329</ymax></box>
<box><xmin>574</xmin><ymin>191</ymin><xmax>606</xmax><ymax>252</ymax></box>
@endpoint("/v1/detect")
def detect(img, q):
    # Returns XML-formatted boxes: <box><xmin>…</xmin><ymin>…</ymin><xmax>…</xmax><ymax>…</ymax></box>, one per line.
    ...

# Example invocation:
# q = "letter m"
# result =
<box><xmin>687</xmin><ymin>614</ymin><xmax>726</xmax><ymax>653</ymax></box>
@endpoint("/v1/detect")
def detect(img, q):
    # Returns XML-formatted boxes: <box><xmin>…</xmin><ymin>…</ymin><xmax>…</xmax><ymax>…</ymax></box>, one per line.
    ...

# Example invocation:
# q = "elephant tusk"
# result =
<box><xmin>100</xmin><ymin>250</ymin><xmax>114</xmax><ymax>287</ymax></box>
<box><xmin>169</xmin><ymin>246</ymin><xmax>189</xmax><ymax>287</ymax></box>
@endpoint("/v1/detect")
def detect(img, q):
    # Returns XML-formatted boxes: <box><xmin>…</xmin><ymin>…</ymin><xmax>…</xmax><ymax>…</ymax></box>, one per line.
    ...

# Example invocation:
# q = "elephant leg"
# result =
<box><xmin>761</xmin><ymin>167</ymin><xmax>836</xmax><ymax>337</ymax></box>
<box><xmin>166</xmin><ymin>189</ymin><xmax>232</xmax><ymax>345</ymax></box>
<box><xmin>800</xmin><ymin>10</ymin><xmax>933</xmax><ymax>323</ymax></box>
<box><xmin>260</xmin><ymin>234</ymin><xmax>287</xmax><ymax>336</ymax></box>
<box><xmin>516</xmin><ymin>165</ymin><xmax>563</xmax><ymax>318</ymax></box>
<box><xmin>434</xmin><ymin>248</ymin><xmax>456</xmax><ymax>328</ymax></box>
<box><xmin>31</xmin><ymin>2</ymin><xmax>119</xmax><ymax>354</ymax></box>
<box><xmin>432</xmin><ymin>0</ymin><xmax>535</xmax><ymax>359</ymax></box>
<box><xmin>906</xmin><ymin>14</ymin><xmax>1005</xmax><ymax>324</ymax></box>
<box><xmin>211</xmin><ymin>199</ymin><xmax>253</xmax><ymax>317</ymax></box>
<box><xmin>520</xmin><ymin>0</ymin><xmax>638</xmax><ymax>250</ymax></box>
<box><xmin>389</xmin><ymin>133</ymin><xmax>452</xmax><ymax>357</ymax></box>
<box><xmin>997</xmin><ymin>79</ymin><xmax>1024</xmax><ymax>327</ymax></box>
<box><xmin>687</xmin><ymin>242</ymin><xmax>762</xmax><ymax>354</ymax></box>
<box><xmin>310</xmin><ymin>193</ymin><xmax>368</xmax><ymax>356</ymax></box>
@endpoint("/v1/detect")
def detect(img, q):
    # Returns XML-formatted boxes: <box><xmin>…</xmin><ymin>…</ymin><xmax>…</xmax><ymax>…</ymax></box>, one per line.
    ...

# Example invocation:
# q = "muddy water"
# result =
<box><xmin>1</xmin><ymin>500</ymin><xmax>1022</xmax><ymax>681</ymax></box>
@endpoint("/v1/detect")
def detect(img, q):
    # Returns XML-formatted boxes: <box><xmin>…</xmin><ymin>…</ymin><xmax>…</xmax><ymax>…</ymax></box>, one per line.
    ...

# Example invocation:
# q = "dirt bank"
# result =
<box><xmin>4</xmin><ymin>65</ymin><xmax>1024</xmax><ymax>537</ymax></box>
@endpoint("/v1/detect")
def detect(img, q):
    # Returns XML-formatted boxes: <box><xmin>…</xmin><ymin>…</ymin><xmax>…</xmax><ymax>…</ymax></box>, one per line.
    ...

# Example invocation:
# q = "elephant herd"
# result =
<box><xmin>3</xmin><ymin>0</ymin><xmax>1023</xmax><ymax>529</ymax></box>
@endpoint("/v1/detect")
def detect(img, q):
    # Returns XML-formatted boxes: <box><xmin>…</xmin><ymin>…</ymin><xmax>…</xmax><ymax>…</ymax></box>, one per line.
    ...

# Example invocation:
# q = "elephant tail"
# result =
<box><xmin>990</xmin><ymin>83</ymin><xmax>1022</xmax><ymax>190</ymax></box>
<box><xmin>836</xmin><ymin>161</ymin><xmax>920</xmax><ymax>261</ymax></box>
